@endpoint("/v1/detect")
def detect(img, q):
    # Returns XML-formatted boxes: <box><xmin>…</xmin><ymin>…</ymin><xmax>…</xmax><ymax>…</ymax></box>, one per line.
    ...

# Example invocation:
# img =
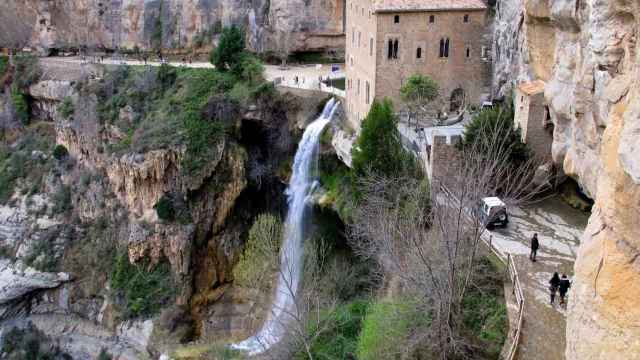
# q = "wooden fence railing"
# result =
<box><xmin>439</xmin><ymin>184</ymin><xmax>525</xmax><ymax>360</ymax></box>
<box><xmin>505</xmin><ymin>252</ymin><xmax>525</xmax><ymax>360</ymax></box>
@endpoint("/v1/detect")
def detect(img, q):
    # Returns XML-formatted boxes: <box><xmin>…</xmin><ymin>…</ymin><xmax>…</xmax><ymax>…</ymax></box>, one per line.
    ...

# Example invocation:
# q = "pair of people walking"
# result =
<box><xmin>549</xmin><ymin>272</ymin><xmax>571</xmax><ymax>306</ymax></box>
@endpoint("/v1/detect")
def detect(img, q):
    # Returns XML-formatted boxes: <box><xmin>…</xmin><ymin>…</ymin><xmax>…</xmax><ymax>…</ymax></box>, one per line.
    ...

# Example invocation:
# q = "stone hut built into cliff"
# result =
<box><xmin>514</xmin><ymin>80</ymin><xmax>553</xmax><ymax>161</ymax></box>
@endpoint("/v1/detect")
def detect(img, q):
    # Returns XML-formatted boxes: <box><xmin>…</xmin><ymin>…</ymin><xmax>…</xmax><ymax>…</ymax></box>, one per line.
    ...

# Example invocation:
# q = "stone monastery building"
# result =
<box><xmin>345</xmin><ymin>0</ymin><xmax>490</xmax><ymax>129</ymax></box>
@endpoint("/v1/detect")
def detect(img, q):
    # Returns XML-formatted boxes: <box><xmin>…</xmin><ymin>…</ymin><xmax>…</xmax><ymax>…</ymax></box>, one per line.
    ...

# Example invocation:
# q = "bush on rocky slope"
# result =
<box><xmin>1</xmin><ymin>322</ymin><xmax>71</xmax><ymax>360</ymax></box>
<box><xmin>233</xmin><ymin>213</ymin><xmax>283</xmax><ymax>290</ymax></box>
<box><xmin>0</xmin><ymin>123</ymin><xmax>55</xmax><ymax>203</ymax></box>
<box><xmin>111</xmin><ymin>250</ymin><xmax>176</xmax><ymax>319</ymax></box>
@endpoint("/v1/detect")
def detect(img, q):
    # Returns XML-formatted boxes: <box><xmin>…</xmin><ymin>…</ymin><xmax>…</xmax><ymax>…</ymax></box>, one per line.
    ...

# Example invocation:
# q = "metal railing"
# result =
<box><xmin>439</xmin><ymin>184</ymin><xmax>525</xmax><ymax>360</ymax></box>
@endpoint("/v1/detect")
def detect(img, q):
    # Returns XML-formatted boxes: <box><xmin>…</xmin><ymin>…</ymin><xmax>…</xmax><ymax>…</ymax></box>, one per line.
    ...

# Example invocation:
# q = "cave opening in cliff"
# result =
<box><xmin>558</xmin><ymin>177</ymin><xmax>594</xmax><ymax>212</ymax></box>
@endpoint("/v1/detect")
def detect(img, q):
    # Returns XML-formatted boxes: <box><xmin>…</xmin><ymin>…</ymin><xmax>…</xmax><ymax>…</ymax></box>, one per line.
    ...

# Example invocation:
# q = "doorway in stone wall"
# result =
<box><xmin>450</xmin><ymin>88</ymin><xmax>465</xmax><ymax>112</ymax></box>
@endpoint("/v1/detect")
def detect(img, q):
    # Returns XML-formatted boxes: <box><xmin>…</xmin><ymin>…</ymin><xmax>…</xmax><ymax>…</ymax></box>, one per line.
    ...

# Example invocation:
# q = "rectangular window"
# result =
<box><xmin>370</xmin><ymin>38</ymin><xmax>373</xmax><ymax>56</ymax></box>
<box><xmin>352</xmin><ymin>28</ymin><xmax>355</xmax><ymax>45</ymax></box>
<box><xmin>429</xmin><ymin>15</ymin><xmax>435</xmax><ymax>23</ymax></box>
<box><xmin>358</xmin><ymin>31</ymin><xmax>361</xmax><ymax>47</ymax></box>
<box><xmin>464</xmin><ymin>14</ymin><xmax>469</xmax><ymax>22</ymax></box>
<box><xmin>366</xmin><ymin>81</ymin><xmax>370</xmax><ymax>104</ymax></box>
<box><xmin>466</xmin><ymin>47</ymin><xmax>470</xmax><ymax>57</ymax></box>
<box><xmin>357</xmin><ymin>79</ymin><xmax>360</xmax><ymax>95</ymax></box>
<box><xmin>394</xmin><ymin>15</ymin><xmax>400</xmax><ymax>23</ymax></box>
<box><xmin>416</xmin><ymin>47</ymin><xmax>422</xmax><ymax>59</ymax></box>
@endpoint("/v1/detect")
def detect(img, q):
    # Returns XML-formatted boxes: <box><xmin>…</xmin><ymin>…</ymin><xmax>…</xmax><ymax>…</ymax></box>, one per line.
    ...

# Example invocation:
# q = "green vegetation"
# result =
<box><xmin>400</xmin><ymin>74</ymin><xmax>439</xmax><ymax>122</ymax></box>
<box><xmin>462</xmin><ymin>105</ymin><xmax>529</xmax><ymax>163</ymax></box>
<box><xmin>52</xmin><ymin>144</ymin><xmax>68</xmax><ymax>160</ymax></box>
<box><xmin>0</xmin><ymin>124</ymin><xmax>55</xmax><ymax>203</ymax></box>
<box><xmin>64</xmin><ymin>215</ymin><xmax>118</xmax><ymax>296</ymax></box>
<box><xmin>91</xmin><ymin>41</ymin><xmax>267</xmax><ymax>175</ymax></box>
<box><xmin>11</xmin><ymin>55</ymin><xmax>40</xmax><ymax>90</ymax></box>
<box><xmin>357</xmin><ymin>298</ymin><xmax>428</xmax><ymax>360</ymax></box>
<box><xmin>24</xmin><ymin>234</ymin><xmax>60</xmax><ymax>272</ymax></box>
<box><xmin>58</xmin><ymin>97</ymin><xmax>74</xmax><ymax>119</ymax></box>
<box><xmin>298</xmin><ymin>300</ymin><xmax>369</xmax><ymax>360</ymax></box>
<box><xmin>154</xmin><ymin>195</ymin><xmax>175</xmax><ymax>221</ymax></box>
<box><xmin>461</xmin><ymin>257</ymin><xmax>509</xmax><ymax>357</ymax></box>
<box><xmin>10</xmin><ymin>86</ymin><xmax>29</xmax><ymax>124</ymax></box>
<box><xmin>52</xmin><ymin>184</ymin><xmax>72</xmax><ymax>214</ymax></box>
<box><xmin>0</xmin><ymin>55</ymin><xmax>8</xmax><ymax>77</ymax></box>
<box><xmin>210</xmin><ymin>26</ymin><xmax>245</xmax><ymax>71</ymax></box>
<box><xmin>111</xmin><ymin>250</ymin><xmax>176</xmax><ymax>319</ymax></box>
<box><xmin>351</xmin><ymin>99</ymin><xmax>416</xmax><ymax>178</ymax></box>
<box><xmin>1</xmin><ymin>322</ymin><xmax>71</xmax><ymax>360</ymax></box>
<box><xmin>98</xmin><ymin>348</ymin><xmax>113</xmax><ymax>360</ymax></box>
<box><xmin>233</xmin><ymin>213</ymin><xmax>283</xmax><ymax>290</ymax></box>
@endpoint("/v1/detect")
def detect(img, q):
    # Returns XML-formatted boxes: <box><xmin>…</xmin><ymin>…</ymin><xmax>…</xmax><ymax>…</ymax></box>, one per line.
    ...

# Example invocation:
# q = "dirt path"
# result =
<box><xmin>39</xmin><ymin>57</ymin><xmax>345</xmax><ymax>95</ymax></box>
<box><xmin>489</xmin><ymin>197</ymin><xmax>588</xmax><ymax>360</ymax></box>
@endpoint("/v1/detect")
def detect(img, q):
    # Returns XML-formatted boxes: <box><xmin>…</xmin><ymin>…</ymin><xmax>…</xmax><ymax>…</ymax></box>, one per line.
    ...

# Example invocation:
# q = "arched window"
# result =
<box><xmin>393</xmin><ymin>39</ymin><xmax>399</xmax><ymax>59</ymax></box>
<box><xmin>416</xmin><ymin>47</ymin><xmax>422</xmax><ymax>59</ymax></box>
<box><xmin>439</xmin><ymin>38</ymin><xmax>445</xmax><ymax>58</ymax></box>
<box><xmin>466</xmin><ymin>47</ymin><xmax>470</xmax><ymax>57</ymax></box>
<box><xmin>444</xmin><ymin>38</ymin><xmax>450</xmax><ymax>57</ymax></box>
<box><xmin>388</xmin><ymin>39</ymin><xmax>393</xmax><ymax>59</ymax></box>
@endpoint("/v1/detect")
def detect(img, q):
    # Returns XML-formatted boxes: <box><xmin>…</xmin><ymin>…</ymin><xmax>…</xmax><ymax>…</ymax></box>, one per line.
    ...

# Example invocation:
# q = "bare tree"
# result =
<box><xmin>348</xmin><ymin>119</ymin><xmax>551</xmax><ymax>358</ymax></box>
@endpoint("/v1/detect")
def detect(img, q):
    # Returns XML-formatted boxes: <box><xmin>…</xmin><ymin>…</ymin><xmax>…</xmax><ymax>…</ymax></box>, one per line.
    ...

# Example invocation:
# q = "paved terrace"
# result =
<box><xmin>488</xmin><ymin>198</ymin><xmax>588</xmax><ymax>359</ymax></box>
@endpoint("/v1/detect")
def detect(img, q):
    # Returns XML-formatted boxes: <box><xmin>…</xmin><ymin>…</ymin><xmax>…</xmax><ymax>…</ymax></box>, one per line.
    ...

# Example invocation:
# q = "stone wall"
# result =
<box><xmin>428</xmin><ymin>134</ymin><xmax>463</xmax><ymax>190</ymax></box>
<box><xmin>514</xmin><ymin>84</ymin><xmax>553</xmax><ymax>161</ymax></box>
<box><xmin>0</xmin><ymin>0</ymin><xmax>345</xmax><ymax>54</ymax></box>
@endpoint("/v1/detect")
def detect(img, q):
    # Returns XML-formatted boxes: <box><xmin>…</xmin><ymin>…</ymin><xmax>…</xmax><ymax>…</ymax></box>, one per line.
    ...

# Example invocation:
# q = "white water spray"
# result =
<box><xmin>232</xmin><ymin>98</ymin><xmax>340</xmax><ymax>355</ymax></box>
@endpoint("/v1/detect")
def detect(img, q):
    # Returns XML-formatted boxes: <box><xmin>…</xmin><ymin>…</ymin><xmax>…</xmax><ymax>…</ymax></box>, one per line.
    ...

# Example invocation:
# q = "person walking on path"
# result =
<box><xmin>549</xmin><ymin>272</ymin><xmax>560</xmax><ymax>305</ymax></box>
<box><xmin>530</xmin><ymin>233</ymin><xmax>540</xmax><ymax>262</ymax></box>
<box><xmin>559</xmin><ymin>274</ymin><xmax>571</xmax><ymax>306</ymax></box>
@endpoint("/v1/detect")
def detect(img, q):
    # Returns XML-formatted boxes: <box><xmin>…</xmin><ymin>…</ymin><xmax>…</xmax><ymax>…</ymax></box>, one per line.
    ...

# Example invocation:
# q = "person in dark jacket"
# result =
<box><xmin>530</xmin><ymin>233</ymin><xmax>540</xmax><ymax>262</ymax></box>
<box><xmin>559</xmin><ymin>273</ymin><xmax>571</xmax><ymax>306</ymax></box>
<box><xmin>549</xmin><ymin>272</ymin><xmax>560</xmax><ymax>305</ymax></box>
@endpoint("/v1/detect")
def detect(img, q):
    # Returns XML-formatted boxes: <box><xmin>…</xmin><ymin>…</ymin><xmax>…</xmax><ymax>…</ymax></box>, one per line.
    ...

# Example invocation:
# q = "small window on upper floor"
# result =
<box><xmin>466</xmin><ymin>47</ymin><xmax>470</xmax><ymax>57</ymax></box>
<box><xmin>429</xmin><ymin>15</ymin><xmax>435</xmax><ymax>23</ymax></box>
<box><xmin>394</xmin><ymin>15</ymin><xmax>400</xmax><ymax>23</ymax></box>
<box><xmin>464</xmin><ymin>14</ymin><xmax>469</xmax><ymax>22</ymax></box>
<box><xmin>370</xmin><ymin>38</ymin><xmax>374</xmax><ymax>56</ymax></box>
<box><xmin>416</xmin><ymin>47</ymin><xmax>422</xmax><ymax>59</ymax></box>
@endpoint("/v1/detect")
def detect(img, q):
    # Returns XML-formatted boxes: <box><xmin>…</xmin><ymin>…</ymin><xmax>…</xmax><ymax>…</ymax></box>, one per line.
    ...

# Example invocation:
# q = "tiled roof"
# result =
<box><xmin>518</xmin><ymin>80</ymin><xmax>546</xmax><ymax>95</ymax></box>
<box><xmin>374</xmin><ymin>0</ymin><xmax>488</xmax><ymax>12</ymax></box>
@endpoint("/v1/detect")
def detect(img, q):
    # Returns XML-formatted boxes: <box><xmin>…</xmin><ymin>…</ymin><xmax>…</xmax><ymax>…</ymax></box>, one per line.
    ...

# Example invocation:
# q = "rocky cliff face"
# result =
<box><xmin>493</xmin><ymin>0</ymin><xmax>640</xmax><ymax>357</ymax></box>
<box><xmin>0</xmin><ymin>0</ymin><xmax>345</xmax><ymax>54</ymax></box>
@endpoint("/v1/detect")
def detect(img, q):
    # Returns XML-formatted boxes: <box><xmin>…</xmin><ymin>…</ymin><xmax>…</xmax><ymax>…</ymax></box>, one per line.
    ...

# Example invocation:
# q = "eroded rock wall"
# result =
<box><xmin>493</xmin><ymin>0</ymin><xmax>640</xmax><ymax>357</ymax></box>
<box><xmin>0</xmin><ymin>0</ymin><xmax>345</xmax><ymax>54</ymax></box>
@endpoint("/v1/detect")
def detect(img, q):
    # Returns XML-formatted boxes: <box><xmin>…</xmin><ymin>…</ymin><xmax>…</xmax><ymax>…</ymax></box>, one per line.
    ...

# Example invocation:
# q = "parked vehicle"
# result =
<box><xmin>478</xmin><ymin>197</ymin><xmax>509</xmax><ymax>228</ymax></box>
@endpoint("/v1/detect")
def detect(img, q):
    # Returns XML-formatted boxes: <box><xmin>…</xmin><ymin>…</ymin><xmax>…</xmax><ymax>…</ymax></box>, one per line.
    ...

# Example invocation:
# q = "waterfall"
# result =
<box><xmin>232</xmin><ymin>98</ymin><xmax>340</xmax><ymax>355</ymax></box>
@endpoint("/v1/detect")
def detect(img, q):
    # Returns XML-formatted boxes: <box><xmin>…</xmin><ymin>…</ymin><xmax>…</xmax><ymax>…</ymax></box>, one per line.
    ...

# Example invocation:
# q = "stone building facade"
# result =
<box><xmin>344</xmin><ymin>0</ymin><xmax>490</xmax><ymax>130</ymax></box>
<box><xmin>514</xmin><ymin>80</ymin><xmax>553</xmax><ymax>161</ymax></box>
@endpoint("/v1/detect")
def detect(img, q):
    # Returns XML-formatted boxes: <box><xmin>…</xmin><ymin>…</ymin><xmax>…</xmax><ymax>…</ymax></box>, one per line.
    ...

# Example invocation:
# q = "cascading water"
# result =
<box><xmin>232</xmin><ymin>98</ymin><xmax>340</xmax><ymax>355</ymax></box>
